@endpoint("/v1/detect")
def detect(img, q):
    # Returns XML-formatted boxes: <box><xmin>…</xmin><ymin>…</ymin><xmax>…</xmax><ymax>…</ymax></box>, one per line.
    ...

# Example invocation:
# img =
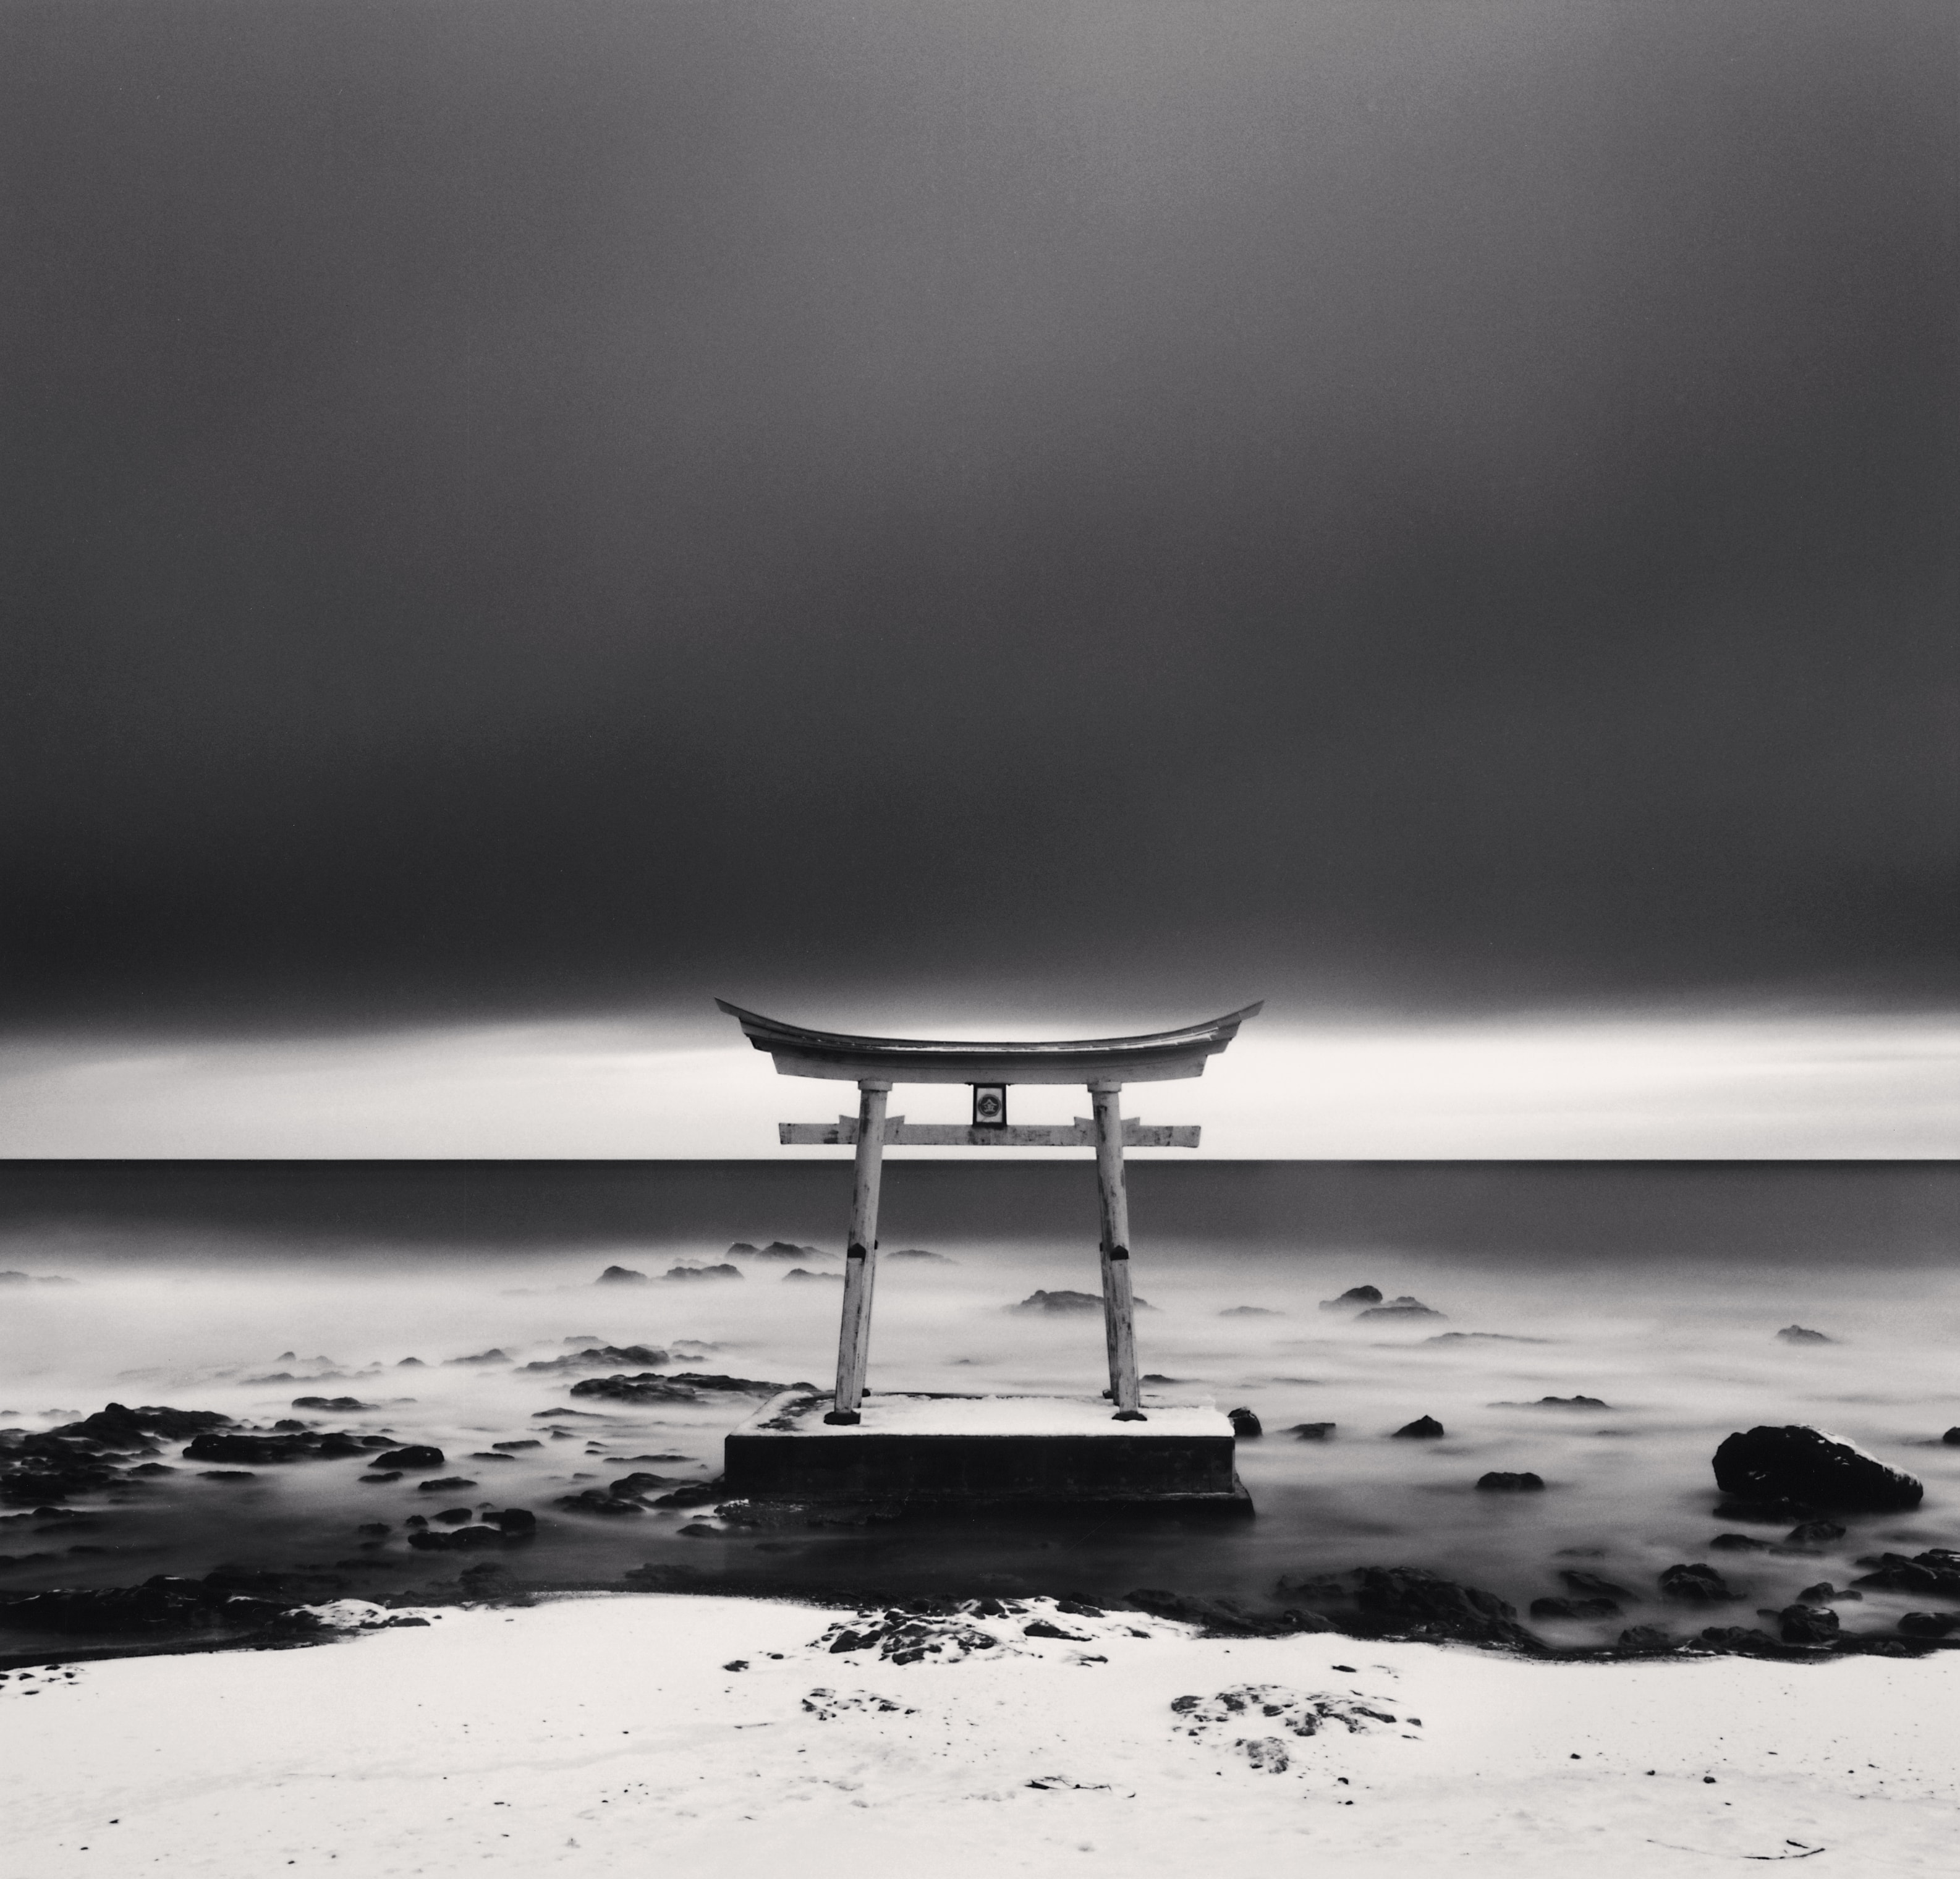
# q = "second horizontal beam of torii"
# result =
<box><xmin>779</xmin><ymin>1116</ymin><xmax>1200</xmax><ymax>1148</ymax></box>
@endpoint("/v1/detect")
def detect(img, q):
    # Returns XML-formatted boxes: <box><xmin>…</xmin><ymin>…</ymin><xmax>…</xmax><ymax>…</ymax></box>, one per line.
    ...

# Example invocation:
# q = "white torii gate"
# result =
<box><xmin>715</xmin><ymin>1000</ymin><xmax>1262</xmax><ymax>1425</ymax></box>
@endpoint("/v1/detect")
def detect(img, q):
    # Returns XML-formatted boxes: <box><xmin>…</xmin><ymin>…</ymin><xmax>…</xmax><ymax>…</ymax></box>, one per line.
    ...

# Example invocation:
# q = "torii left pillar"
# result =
<box><xmin>824</xmin><ymin>1079</ymin><xmax>889</xmax><ymax>1425</ymax></box>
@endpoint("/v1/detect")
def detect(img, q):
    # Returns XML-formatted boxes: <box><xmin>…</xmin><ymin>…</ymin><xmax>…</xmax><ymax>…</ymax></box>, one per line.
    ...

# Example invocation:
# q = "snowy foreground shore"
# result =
<box><xmin>5</xmin><ymin>1593</ymin><xmax>1956</xmax><ymax>1877</ymax></box>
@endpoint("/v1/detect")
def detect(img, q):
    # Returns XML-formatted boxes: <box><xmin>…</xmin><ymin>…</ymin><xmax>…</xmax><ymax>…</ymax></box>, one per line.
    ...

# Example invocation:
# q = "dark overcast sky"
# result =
<box><xmin>3</xmin><ymin>0</ymin><xmax>1954</xmax><ymax>1035</ymax></box>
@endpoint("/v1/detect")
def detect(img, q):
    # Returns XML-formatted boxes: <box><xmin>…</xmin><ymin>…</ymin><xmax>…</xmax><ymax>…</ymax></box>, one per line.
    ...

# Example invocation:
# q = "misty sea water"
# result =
<box><xmin>2</xmin><ymin>1162</ymin><xmax>1956</xmax><ymax>1658</ymax></box>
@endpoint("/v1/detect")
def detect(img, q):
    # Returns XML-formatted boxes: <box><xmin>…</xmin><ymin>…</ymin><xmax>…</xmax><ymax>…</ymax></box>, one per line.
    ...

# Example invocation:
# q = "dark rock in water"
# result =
<box><xmin>1011</xmin><ymin>1289</ymin><xmax>1101</xmax><ymax>1314</ymax></box>
<box><xmin>408</xmin><ymin>1524</ymin><xmax>508</xmax><ymax>1551</ymax></box>
<box><xmin>1530</xmin><ymin>1596</ymin><xmax>1621</xmax><ymax>1620</ymax></box>
<box><xmin>1713</xmin><ymin>1425</ymin><xmax>1922</xmax><ymax>1512</ymax></box>
<box><xmin>445</xmin><ymin>1351</ymin><xmax>510</xmax><ymax>1366</ymax></box>
<box><xmin>1319</xmin><ymin>1286</ymin><xmax>1382</xmax><ymax>1312</ymax></box>
<box><xmin>459</xmin><ymin>1562</ymin><xmax>524</xmax><ymax>1600</ymax></box>
<box><xmin>1227</xmin><ymin>1408</ymin><xmax>1262</xmax><ymax>1438</ymax></box>
<box><xmin>623</xmin><ymin>1562</ymin><xmax>703</xmax><ymax>1590</ymax></box>
<box><xmin>433</xmin><ymin>1506</ymin><xmax>475</xmax><ymax>1525</ymax></box>
<box><xmin>1476</xmin><ymin>1472</ymin><xmax>1545</xmax><ymax>1492</ymax></box>
<box><xmin>596</xmin><ymin>1266</ymin><xmax>648</xmax><ymax>1284</ymax></box>
<box><xmin>520</xmin><ymin>1345</ymin><xmax>671</xmax><ymax>1373</ymax></box>
<box><xmin>1491</xmin><ymin>1396</ymin><xmax>1608</xmax><ymax>1410</ymax></box>
<box><xmin>1426</xmin><ymin>1332</ymin><xmax>1548</xmax><ymax>1344</ymax></box>
<box><xmin>569</xmin><ymin>1371</ymin><xmax>796</xmax><ymax>1403</ymax></box>
<box><xmin>62</xmin><ymin>1404</ymin><xmax>232</xmax><ymax>1443</ymax></box>
<box><xmin>0</xmin><ymin>1575</ymin><xmax>294</xmax><ymax>1635</ymax></box>
<box><xmin>1778</xmin><ymin>1604</ymin><xmax>1841</xmax><ymax>1645</ymax></box>
<box><xmin>752</xmin><ymin>1242</ymin><xmax>828</xmax><ymax>1261</ymax></box>
<box><xmin>184</xmin><ymin>1428</ymin><xmax>367</xmax><ymax>1465</ymax></box>
<box><xmin>1850</xmin><ymin>1548</ymin><xmax>1960</xmax><ymax>1599</ymax></box>
<box><xmin>1776</xmin><ymin>1326</ymin><xmax>1833</xmax><ymax>1344</ymax></box>
<box><xmin>405</xmin><ymin>1514</ymin><xmax>428</xmax><ymax>1528</ymax></box>
<box><xmin>1943</xmin><ymin>1428</ymin><xmax>1960</xmax><ymax>1446</ymax></box>
<box><xmin>888</xmin><ymin>1249</ymin><xmax>952</xmax><ymax>1263</ymax></box>
<box><xmin>1559</xmin><ymin>1569</ymin><xmax>1634</xmax><ymax>1601</ymax></box>
<box><xmin>2</xmin><ymin>1403</ymin><xmax>239</xmax><ymax>1506</ymax></box>
<box><xmin>291</xmin><ymin>1396</ymin><xmax>373</xmax><ymax>1412</ymax></box>
<box><xmin>1392</xmin><ymin>1416</ymin><xmax>1445</xmax><ymax>1440</ymax></box>
<box><xmin>1358</xmin><ymin>1301</ymin><xmax>1445</xmax><ymax>1322</ymax></box>
<box><xmin>1796</xmin><ymin>1581</ymin><xmax>1860</xmax><ymax>1603</ymax></box>
<box><xmin>359</xmin><ymin>1471</ymin><xmax>402</xmax><ymax>1483</ymax></box>
<box><xmin>1616</xmin><ymin>1624</ymin><xmax>1674</xmax><ymax>1650</ymax></box>
<box><xmin>492</xmin><ymin>1440</ymin><xmax>543</xmax><ymax>1452</ymax></box>
<box><xmin>556</xmin><ymin>1487</ymin><xmax>645</xmax><ymax>1517</ymax></box>
<box><xmin>1660</xmin><ymin>1563</ymin><xmax>1736</xmax><ymax>1604</ymax></box>
<box><xmin>198</xmin><ymin>1470</ymin><xmax>257</xmax><ymax>1481</ymax></box>
<box><xmin>396</xmin><ymin>1357</ymin><xmax>425</xmax><ymax>1367</ymax></box>
<box><xmin>355</xmin><ymin>1522</ymin><xmax>391</xmax><ymax>1537</ymax></box>
<box><xmin>128</xmin><ymin>1462</ymin><xmax>176</xmax><ymax>1477</ymax></box>
<box><xmin>375</xmin><ymin>1445</ymin><xmax>446</xmax><ymax>1472</ymax></box>
<box><xmin>416</xmin><ymin>1477</ymin><xmax>478</xmax><ymax>1493</ymax></box>
<box><xmin>1220</xmin><ymin>1306</ymin><xmax>1282</xmax><ymax>1317</ymax></box>
<box><xmin>1349</xmin><ymin>1566</ymin><xmax>1542</xmax><ymax>1650</ymax></box>
<box><xmin>1142</xmin><ymin>1373</ymin><xmax>1184</xmax><ymax>1384</ymax></box>
<box><xmin>1784</xmin><ymin>1519</ymin><xmax>1848</xmax><ymax>1546</ymax></box>
<box><xmin>1898</xmin><ymin>1611</ymin><xmax>1960</xmax><ymax>1638</ymax></box>
<box><xmin>783</xmin><ymin>1268</ymin><xmax>843</xmax><ymax>1283</ymax></box>
<box><xmin>651</xmin><ymin>1477</ymin><xmax>725</xmax><ymax>1508</ymax></box>
<box><xmin>1710</xmin><ymin>1533</ymin><xmax>1771</xmax><ymax>1551</ymax></box>
<box><xmin>1288</xmin><ymin>1422</ymin><xmax>1336</xmax><ymax>1440</ymax></box>
<box><xmin>662</xmin><ymin>1264</ymin><xmax>742</xmax><ymax>1283</ymax></box>
<box><xmin>487</xmin><ymin>1508</ymin><xmax>536</xmax><ymax>1533</ymax></box>
<box><xmin>609</xmin><ymin>1472</ymin><xmax>685</xmax><ymax>1499</ymax></box>
<box><xmin>727</xmin><ymin>1244</ymin><xmax>760</xmax><ymax>1257</ymax></box>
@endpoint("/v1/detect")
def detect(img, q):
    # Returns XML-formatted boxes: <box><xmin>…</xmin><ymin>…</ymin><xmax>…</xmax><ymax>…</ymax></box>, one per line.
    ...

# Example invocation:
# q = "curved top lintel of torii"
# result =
<box><xmin>713</xmin><ymin>998</ymin><xmax>1262</xmax><ymax>1085</ymax></box>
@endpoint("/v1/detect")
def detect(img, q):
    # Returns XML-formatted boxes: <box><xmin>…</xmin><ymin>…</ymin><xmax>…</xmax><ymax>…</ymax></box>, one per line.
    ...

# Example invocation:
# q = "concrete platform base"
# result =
<box><xmin>722</xmin><ymin>1390</ymin><xmax>1250</xmax><ymax>1511</ymax></box>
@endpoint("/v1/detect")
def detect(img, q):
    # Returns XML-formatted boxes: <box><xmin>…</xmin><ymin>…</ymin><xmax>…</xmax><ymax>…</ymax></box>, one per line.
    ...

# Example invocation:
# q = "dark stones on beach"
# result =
<box><xmin>1348</xmin><ymin>1566</ymin><xmax>1540</xmax><ymax>1650</ymax></box>
<box><xmin>488</xmin><ymin>1507</ymin><xmax>536</xmax><ymax>1533</ymax></box>
<box><xmin>1530</xmin><ymin>1596</ymin><xmax>1621</xmax><ymax>1620</ymax></box>
<box><xmin>1776</xmin><ymin>1326</ymin><xmax>1833</xmax><ymax>1344</ymax></box>
<box><xmin>1392</xmin><ymin>1416</ymin><xmax>1445</xmax><ymax>1439</ymax></box>
<box><xmin>596</xmin><ymin>1265</ymin><xmax>648</xmax><ymax>1284</ymax></box>
<box><xmin>1713</xmin><ymin>1425</ymin><xmax>1922</xmax><ymax>1512</ymax></box>
<box><xmin>1288</xmin><ymin>1422</ymin><xmax>1336</xmax><ymax>1440</ymax></box>
<box><xmin>1777</xmin><ymin>1604</ymin><xmax>1841</xmax><ymax>1645</ymax></box>
<box><xmin>374</xmin><ymin>1445</ymin><xmax>445</xmax><ymax>1472</ymax></box>
<box><xmin>1476</xmin><ymin>1472</ymin><xmax>1545</xmax><ymax>1492</ymax></box>
<box><xmin>1898</xmin><ymin>1611</ymin><xmax>1960</xmax><ymax>1638</ymax></box>
<box><xmin>1660</xmin><ymin>1563</ymin><xmax>1736</xmax><ymax>1604</ymax></box>
<box><xmin>663</xmin><ymin>1264</ymin><xmax>742</xmax><ymax>1282</ymax></box>
<box><xmin>1227</xmin><ymin>1408</ymin><xmax>1262</xmax><ymax>1438</ymax></box>
<box><xmin>1616</xmin><ymin>1624</ymin><xmax>1674</xmax><ymax>1650</ymax></box>
<box><xmin>1319</xmin><ymin>1287</ymin><xmax>1382</xmax><ymax>1312</ymax></box>
<box><xmin>291</xmin><ymin>1396</ymin><xmax>372</xmax><ymax>1412</ymax></box>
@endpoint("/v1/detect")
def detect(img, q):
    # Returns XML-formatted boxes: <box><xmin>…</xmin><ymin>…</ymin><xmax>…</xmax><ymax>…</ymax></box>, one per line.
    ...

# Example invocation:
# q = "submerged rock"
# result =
<box><xmin>750</xmin><ymin>1242</ymin><xmax>828</xmax><ymax>1261</ymax></box>
<box><xmin>1491</xmin><ymin>1396</ymin><xmax>1608</xmax><ymax>1410</ymax></box>
<box><xmin>291</xmin><ymin>1396</ymin><xmax>373</xmax><ymax>1412</ymax></box>
<box><xmin>1358</xmin><ymin>1299</ymin><xmax>1445</xmax><ymax>1322</ymax></box>
<box><xmin>1713</xmin><ymin>1425</ymin><xmax>1922</xmax><ymax>1512</ymax></box>
<box><xmin>182</xmin><ymin>1428</ymin><xmax>368</xmax><ymax>1465</ymax></box>
<box><xmin>1219</xmin><ymin>1306</ymin><xmax>1282</xmax><ymax>1317</ymax></box>
<box><xmin>1659</xmin><ymin>1563</ymin><xmax>1736</xmax><ymax>1604</ymax></box>
<box><xmin>1898</xmin><ymin>1611</ymin><xmax>1960</xmax><ymax>1638</ymax></box>
<box><xmin>1530</xmin><ymin>1595</ymin><xmax>1620</xmax><ymax>1620</ymax></box>
<box><xmin>1784</xmin><ymin>1519</ymin><xmax>1848</xmax><ymax>1546</ymax></box>
<box><xmin>1775</xmin><ymin>1326</ymin><xmax>1833</xmax><ymax>1344</ymax></box>
<box><xmin>1559</xmin><ymin>1568</ymin><xmax>1634</xmax><ymax>1601</ymax></box>
<box><xmin>596</xmin><ymin>1266</ymin><xmax>648</xmax><ymax>1284</ymax></box>
<box><xmin>1476</xmin><ymin>1472</ymin><xmax>1545</xmax><ymax>1492</ymax></box>
<box><xmin>1709</xmin><ymin>1533</ymin><xmax>1771</xmax><ymax>1551</ymax></box>
<box><xmin>783</xmin><ymin>1268</ymin><xmax>842</xmax><ymax>1283</ymax></box>
<box><xmin>1010</xmin><ymin>1289</ymin><xmax>1101</xmax><ymax>1313</ymax></box>
<box><xmin>520</xmin><ymin>1345</ymin><xmax>670</xmax><ymax>1373</ymax></box>
<box><xmin>1391</xmin><ymin>1416</ymin><xmax>1445</xmax><ymax>1440</ymax></box>
<box><xmin>373</xmin><ymin>1445</ymin><xmax>446</xmax><ymax>1472</ymax></box>
<box><xmin>1287</xmin><ymin>1422</ymin><xmax>1336</xmax><ymax>1440</ymax></box>
<box><xmin>1318</xmin><ymin>1286</ymin><xmax>1382</xmax><ymax>1312</ymax></box>
<box><xmin>1850</xmin><ymin>1548</ymin><xmax>1960</xmax><ymax>1599</ymax></box>
<box><xmin>662</xmin><ymin>1264</ymin><xmax>742</xmax><ymax>1283</ymax></box>
<box><xmin>567</xmin><ymin>1371</ymin><xmax>798</xmax><ymax>1404</ymax></box>
<box><xmin>1942</xmin><ymin>1428</ymin><xmax>1960</xmax><ymax>1446</ymax></box>
<box><xmin>887</xmin><ymin>1249</ymin><xmax>952</xmax><ymax>1263</ymax></box>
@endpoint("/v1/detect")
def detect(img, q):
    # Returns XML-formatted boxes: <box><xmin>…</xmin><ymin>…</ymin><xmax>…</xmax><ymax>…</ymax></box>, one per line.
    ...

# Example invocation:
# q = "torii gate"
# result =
<box><xmin>716</xmin><ymin>999</ymin><xmax>1262</xmax><ymax>1425</ymax></box>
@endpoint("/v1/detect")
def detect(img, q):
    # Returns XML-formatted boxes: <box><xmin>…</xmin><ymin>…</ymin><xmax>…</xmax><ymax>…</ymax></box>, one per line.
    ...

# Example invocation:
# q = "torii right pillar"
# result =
<box><xmin>1089</xmin><ymin>1080</ymin><xmax>1145</xmax><ymax>1420</ymax></box>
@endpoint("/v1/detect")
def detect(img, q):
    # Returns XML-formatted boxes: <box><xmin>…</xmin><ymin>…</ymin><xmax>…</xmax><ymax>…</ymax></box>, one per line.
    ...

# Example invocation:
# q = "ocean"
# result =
<box><xmin>3</xmin><ymin>1160</ymin><xmax>1956</xmax><ymax>1655</ymax></box>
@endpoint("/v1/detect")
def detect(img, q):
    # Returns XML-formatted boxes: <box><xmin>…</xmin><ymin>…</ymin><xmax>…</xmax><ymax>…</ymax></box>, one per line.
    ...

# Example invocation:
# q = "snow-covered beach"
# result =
<box><xmin>6</xmin><ymin>1590</ymin><xmax>1957</xmax><ymax>1877</ymax></box>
